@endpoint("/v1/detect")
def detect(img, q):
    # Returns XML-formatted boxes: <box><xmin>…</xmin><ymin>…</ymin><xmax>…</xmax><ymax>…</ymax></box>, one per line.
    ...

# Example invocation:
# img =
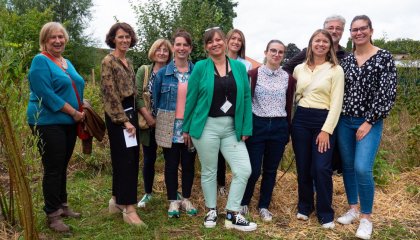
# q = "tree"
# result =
<box><xmin>373</xmin><ymin>38</ymin><xmax>420</xmax><ymax>56</ymax></box>
<box><xmin>0</xmin><ymin>4</ymin><xmax>53</xmax><ymax>67</ymax></box>
<box><xmin>3</xmin><ymin>0</ymin><xmax>95</xmax><ymax>76</ymax></box>
<box><xmin>283</xmin><ymin>43</ymin><xmax>300</xmax><ymax>63</ymax></box>
<box><xmin>5</xmin><ymin>0</ymin><xmax>93</xmax><ymax>42</ymax></box>
<box><xmin>130</xmin><ymin>0</ymin><xmax>179</xmax><ymax>66</ymax></box>
<box><xmin>131</xmin><ymin>0</ymin><xmax>238</xmax><ymax>65</ymax></box>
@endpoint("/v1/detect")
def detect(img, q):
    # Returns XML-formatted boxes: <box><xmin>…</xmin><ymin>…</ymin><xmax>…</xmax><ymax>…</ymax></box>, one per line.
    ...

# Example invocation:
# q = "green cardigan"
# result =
<box><xmin>183</xmin><ymin>57</ymin><xmax>252</xmax><ymax>141</ymax></box>
<box><xmin>135</xmin><ymin>64</ymin><xmax>153</xmax><ymax>146</ymax></box>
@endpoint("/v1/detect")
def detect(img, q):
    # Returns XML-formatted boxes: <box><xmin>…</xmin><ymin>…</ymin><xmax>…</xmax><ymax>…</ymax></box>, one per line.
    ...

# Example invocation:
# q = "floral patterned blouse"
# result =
<box><xmin>101</xmin><ymin>54</ymin><xmax>136</xmax><ymax>123</ymax></box>
<box><xmin>341</xmin><ymin>49</ymin><xmax>397</xmax><ymax>124</ymax></box>
<box><xmin>252</xmin><ymin>65</ymin><xmax>289</xmax><ymax>117</ymax></box>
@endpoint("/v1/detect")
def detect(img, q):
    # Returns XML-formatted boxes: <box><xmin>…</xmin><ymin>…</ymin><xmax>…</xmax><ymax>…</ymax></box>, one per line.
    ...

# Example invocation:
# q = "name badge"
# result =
<box><xmin>220</xmin><ymin>100</ymin><xmax>232</xmax><ymax>113</ymax></box>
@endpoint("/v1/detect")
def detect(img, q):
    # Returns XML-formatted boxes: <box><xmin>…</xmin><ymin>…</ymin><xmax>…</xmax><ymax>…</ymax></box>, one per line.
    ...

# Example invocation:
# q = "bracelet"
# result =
<box><xmin>71</xmin><ymin>109</ymin><xmax>77</xmax><ymax>117</ymax></box>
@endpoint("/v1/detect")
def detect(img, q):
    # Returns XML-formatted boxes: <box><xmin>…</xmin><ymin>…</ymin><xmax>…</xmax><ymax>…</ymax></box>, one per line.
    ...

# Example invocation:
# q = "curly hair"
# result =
<box><xmin>105</xmin><ymin>22</ymin><xmax>138</xmax><ymax>49</ymax></box>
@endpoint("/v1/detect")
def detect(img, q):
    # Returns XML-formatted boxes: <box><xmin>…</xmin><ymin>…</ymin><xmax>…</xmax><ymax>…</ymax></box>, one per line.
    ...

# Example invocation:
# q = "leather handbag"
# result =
<box><xmin>138</xmin><ymin>65</ymin><xmax>151</xmax><ymax>129</ymax></box>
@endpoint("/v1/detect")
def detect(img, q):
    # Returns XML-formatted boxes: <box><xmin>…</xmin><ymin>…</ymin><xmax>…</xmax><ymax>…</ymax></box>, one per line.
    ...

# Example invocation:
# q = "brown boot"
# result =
<box><xmin>61</xmin><ymin>204</ymin><xmax>81</xmax><ymax>218</ymax></box>
<box><xmin>47</xmin><ymin>209</ymin><xmax>70</xmax><ymax>232</ymax></box>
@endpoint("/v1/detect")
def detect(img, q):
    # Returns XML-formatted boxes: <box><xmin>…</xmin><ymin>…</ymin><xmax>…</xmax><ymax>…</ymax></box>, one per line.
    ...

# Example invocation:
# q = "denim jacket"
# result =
<box><xmin>153</xmin><ymin>60</ymin><xmax>194</xmax><ymax>113</ymax></box>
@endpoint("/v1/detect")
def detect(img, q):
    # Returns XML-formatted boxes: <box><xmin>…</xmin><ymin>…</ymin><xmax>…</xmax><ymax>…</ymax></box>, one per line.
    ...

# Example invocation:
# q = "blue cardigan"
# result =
<box><xmin>27</xmin><ymin>54</ymin><xmax>85</xmax><ymax>125</ymax></box>
<box><xmin>183</xmin><ymin>57</ymin><xmax>252</xmax><ymax>141</ymax></box>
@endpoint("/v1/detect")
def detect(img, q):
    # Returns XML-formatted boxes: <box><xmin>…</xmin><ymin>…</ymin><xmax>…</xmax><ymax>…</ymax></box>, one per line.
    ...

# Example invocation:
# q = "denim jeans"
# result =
<box><xmin>241</xmin><ymin>115</ymin><xmax>289</xmax><ymax>209</ymax></box>
<box><xmin>192</xmin><ymin>116</ymin><xmax>251</xmax><ymax>212</ymax></box>
<box><xmin>337</xmin><ymin>116</ymin><xmax>383</xmax><ymax>214</ymax></box>
<box><xmin>291</xmin><ymin>107</ymin><xmax>335</xmax><ymax>224</ymax></box>
<box><xmin>30</xmin><ymin>124</ymin><xmax>77</xmax><ymax>214</ymax></box>
<box><xmin>142</xmin><ymin>128</ymin><xmax>157</xmax><ymax>194</ymax></box>
<box><xmin>162</xmin><ymin>143</ymin><xmax>196</xmax><ymax>200</ymax></box>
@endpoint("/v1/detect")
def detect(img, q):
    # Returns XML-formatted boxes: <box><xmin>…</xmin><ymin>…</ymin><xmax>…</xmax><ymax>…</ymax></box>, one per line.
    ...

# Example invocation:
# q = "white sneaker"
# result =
<box><xmin>321</xmin><ymin>221</ymin><xmax>335</xmax><ymax>229</ymax></box>
<box><xmin>259</xmin><ymin>208</ymin><xmax>273</xmax><ymax>222</ymax></box>
<box><xmin>239</xmin><ymin>205</ymin><xmax>249</xmax><ymax>215</ymax></box>
<box><xmin>337</xmin><ymin>208</ymin><xmax>359</xmax><ymax>225</ymax></box>
<box><xmin>355</xmin><ymin>218</ymin><xmax>373</xmax><ymax>240</ymax></box>
<box><xmin>204</xmin><ymin>209</ymin><xmax>218</xmax><ymax>228</ymax></box>
<box><xmin>137</xmin><ymin>193</ymin><xmax>152</xmax><ymax>208</ymax></box>
<box><xmin>168</xmin><ymin>200</ymin><xmax>181</xmax><ymax>218</ymax></box>
<box><xmin>225</xmin><ymin>212</ymin><xmax>257</xmax><ymax>232</ymax></box>
<box><xmin>181</xmin><ymin>198</ymin><xmax>197</xmax><ymax>216</ymax></box>
<box><xmin>296</xmin><ymin>213</ymin><xmax>309</xmax><ymax>221</ymax></box>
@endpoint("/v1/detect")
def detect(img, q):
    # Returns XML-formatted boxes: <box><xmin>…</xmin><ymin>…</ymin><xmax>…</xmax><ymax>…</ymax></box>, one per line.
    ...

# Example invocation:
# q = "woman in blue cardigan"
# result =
<box><xmin>27</xmin><ymin>22</ymin><xmax>85</xmax><ymax>232</ymax></box>
<box><xmin>182</xmin><ymin>28</ymin><xmax>256</xmax><ymax>232</ymax></box>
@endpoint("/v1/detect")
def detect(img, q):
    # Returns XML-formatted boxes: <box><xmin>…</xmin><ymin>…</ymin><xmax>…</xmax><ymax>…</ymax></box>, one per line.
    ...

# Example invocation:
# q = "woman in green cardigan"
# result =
<box><xmin>182</xmin><ymin>28</ymin><xmax>256</xmax><ymax>232</ymax></box>
<box><xmin>135</xmin><ymin>38</ymin><xmax>172</xmax><ymax>208</ymax></box>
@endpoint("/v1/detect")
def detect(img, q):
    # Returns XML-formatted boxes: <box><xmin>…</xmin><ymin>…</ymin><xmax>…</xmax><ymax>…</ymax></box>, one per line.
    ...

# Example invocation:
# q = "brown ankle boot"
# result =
<box><xmin>61</xmin><ymin>205</ymin><xmax>81</xmax><ymax>218</ymax></box>
<box><xmin>47</xmin><ymin>209</ymin><xmax>70</xmax><ymax>232</ymax></box>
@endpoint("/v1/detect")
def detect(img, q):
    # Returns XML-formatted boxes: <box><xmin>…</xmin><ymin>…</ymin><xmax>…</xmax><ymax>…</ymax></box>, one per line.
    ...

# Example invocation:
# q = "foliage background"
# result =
<box><xmin>0</xmin><ymin>0</ymin><xmax>419</xmax><ymax>238</ymax></box>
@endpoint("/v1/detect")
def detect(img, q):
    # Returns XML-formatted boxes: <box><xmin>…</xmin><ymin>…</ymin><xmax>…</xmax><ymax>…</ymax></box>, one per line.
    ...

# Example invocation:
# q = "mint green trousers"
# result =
<box><xmin>192</xmin><ymin>117</ymin><xmax>251</xmax><ymax>212</ymax></box>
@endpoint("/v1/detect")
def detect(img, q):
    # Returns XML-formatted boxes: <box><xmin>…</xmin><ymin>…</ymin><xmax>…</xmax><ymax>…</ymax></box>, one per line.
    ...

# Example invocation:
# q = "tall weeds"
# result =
<box><xmin>0</xmin><ymin>41</ymin><xmax>39</xmax><ymax>239</ymax></box>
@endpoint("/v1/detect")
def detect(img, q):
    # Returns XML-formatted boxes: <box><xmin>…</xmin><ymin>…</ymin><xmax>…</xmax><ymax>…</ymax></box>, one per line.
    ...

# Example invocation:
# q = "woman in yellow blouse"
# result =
<box><xmin>101</xmin><ymin>22</ymin><xmax>145</xmax><ymax>226</ymax></box>
<box><xmin>291</xmin><ymin>29</ymin><xmax>344</xmax><ymax>229</ymax></box>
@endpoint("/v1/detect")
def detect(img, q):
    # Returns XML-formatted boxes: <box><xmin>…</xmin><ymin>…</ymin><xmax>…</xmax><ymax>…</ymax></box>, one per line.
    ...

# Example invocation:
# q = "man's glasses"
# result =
<box><xmin>268</xmin><ymin>48</ymin><xmax>284</xmax><ymax>55</ymax></box>
<box><xmin>350</xmin><ymin>25</ymin><xmax>369</xmax><ymax>33</ymax></box>
<box><xmin>326</xmin><ymin>26</ymin><xmax>343</xmax><ymax>32</ymax></box>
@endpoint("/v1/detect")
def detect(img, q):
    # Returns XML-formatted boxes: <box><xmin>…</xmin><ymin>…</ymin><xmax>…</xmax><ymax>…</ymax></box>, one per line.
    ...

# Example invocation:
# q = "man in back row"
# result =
<box><xmin>283</xmin><ymin>14</ymin><xmax>348</xmax><ymax>74</ymax></box>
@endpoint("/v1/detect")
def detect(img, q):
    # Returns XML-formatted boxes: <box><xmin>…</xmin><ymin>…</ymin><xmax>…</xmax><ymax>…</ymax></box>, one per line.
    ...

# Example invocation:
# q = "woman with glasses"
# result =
<box><xmin>292</xmin><ymin>29</ymin><xmax>344</xmax><ymax>229</ymax></box>
<box><xmin>153</xmin><ymin>29</ymin><xmax>197</xmax><ymax>218</ymax></box>
<box><xmin>239</xmin><ymin>40</ymin><xmax>296</xmax><ymax>222</ymax></box>
<box><xmin>183</xmin><ymin>28</ymin><xmax>256</xmax><ymax>231</ymax></box>
<box><xmin>136</xmin><ymin>39</ymin><xmax>172</xmax><ymax>208</ymax></box>
<box><xmin>336</xmin><ymin>15</ymin><xmax>397</xmax><ymax>240</ymax></box>
<box><xmin>216</xmin><ymin>29</ymin><xmax>252</xmax><ymax>196</ymax></box>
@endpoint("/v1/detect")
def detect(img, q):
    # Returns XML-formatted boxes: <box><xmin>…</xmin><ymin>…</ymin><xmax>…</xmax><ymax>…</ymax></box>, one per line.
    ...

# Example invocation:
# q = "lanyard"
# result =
<box><xmin>214</xmin><ymin>57</ymin><xmax>230</xmax><ymax>99</ymax></box>
<box><xmin>213</xmin><ymin>56</ymin><xmax>229</xmax><ymax>77</ymax></box>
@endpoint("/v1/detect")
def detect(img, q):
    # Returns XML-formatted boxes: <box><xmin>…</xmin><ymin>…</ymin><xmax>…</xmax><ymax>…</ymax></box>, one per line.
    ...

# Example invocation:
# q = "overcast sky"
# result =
<box><xmin>86</xmin><ymin>0</ymin><xmax>420</xmax><ymax>62</ymax></box>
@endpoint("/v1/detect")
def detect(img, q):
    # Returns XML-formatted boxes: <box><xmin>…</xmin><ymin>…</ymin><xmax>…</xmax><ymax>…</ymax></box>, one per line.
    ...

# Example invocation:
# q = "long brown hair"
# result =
<box><xmin>350</xmin><ymin>15</ymin><xmax>373</xmax><ymax>51</ymax></box>
<box><xmin>226</xmin><ymin>29</ymin><xmax>246</xmax><ymax>59</ymax></box>
<box><xmin>305</xmin><ymin>29</ymin><xmax>338</xmax><ymax>66</ymax></box>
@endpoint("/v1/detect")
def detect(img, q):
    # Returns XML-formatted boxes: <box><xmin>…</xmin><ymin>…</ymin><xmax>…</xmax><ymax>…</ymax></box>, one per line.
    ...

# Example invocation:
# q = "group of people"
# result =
<box><xmin>27</xmin><ymin>12</ymin><xmax>397</xmax><ymax>240</ymax></box>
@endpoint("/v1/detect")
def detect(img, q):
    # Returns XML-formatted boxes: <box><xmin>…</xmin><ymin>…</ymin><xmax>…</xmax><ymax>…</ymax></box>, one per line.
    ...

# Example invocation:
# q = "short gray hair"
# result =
<box><xmin>323</xmin><ymin>15</ymin><xmax>346</xmax><ymax>28</ymax></box>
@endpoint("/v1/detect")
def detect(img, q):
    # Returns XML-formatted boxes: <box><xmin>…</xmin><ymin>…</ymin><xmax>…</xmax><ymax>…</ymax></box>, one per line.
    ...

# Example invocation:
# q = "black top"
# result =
<box><xmin>209</xmin><ymin>71</ymin><xmax>237</xmax><ymax>117</ymax></box>
<box><xmin>283</xmin><ymin>46</ymin><xmax>349</xmax><ymax>74</ymax></box>
<box><xmin>341</xmin><ymin>49</ymin><xmax>397</xmax><ymax>124</ymax></box>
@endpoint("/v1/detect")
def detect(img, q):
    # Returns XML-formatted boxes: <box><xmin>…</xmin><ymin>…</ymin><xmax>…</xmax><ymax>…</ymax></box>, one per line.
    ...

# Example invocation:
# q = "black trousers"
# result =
<box><xmin>217</xmin><ymin>152</ymin><xmax>226</xmax><ymax>186</ymax></box>
<box><xmin>162</xmin><ymin>143</ymin><xmax>196</xmax><ymax>200</ymax></box>
<box><xmin>106</xmin><ymin>96</ymin><xmax>140</xmax><ymax>205</ymax></box>
<box><xmin>31</xmin><ymin>124</ymin><xmax>77</xmax><ymax>214</ymax></box>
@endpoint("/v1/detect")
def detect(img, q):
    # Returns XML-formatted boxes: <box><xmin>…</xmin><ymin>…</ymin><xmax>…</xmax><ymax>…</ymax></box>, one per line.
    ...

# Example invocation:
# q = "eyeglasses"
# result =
<box><xmin>205</xmin><ymin>27</ymin><xmax>221</xmax><ymax>32</ymax></box>
<box><xmin>268</xmin><ymin>48</ymin><xmax>284</xmax><ymax>55</ymax></box>
<box><xmin>350</xmin><ymin>25</ymin><xmax>369</xmax><ymax>33</ymax></box>
<box><xmin>326</xmin><ymin>26</ymin><xmax>343</xmax><ymax>32</ymax></box>
<box><xmin>155</xmin><ymin>48</ymin><xmax>169</xmax><ymax>53</ymax></box>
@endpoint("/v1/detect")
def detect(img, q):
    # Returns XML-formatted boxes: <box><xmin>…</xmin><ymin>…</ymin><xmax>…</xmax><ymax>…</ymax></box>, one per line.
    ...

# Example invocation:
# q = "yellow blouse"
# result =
<box><xmin>293</xmin><ymin>62</ymin><xmax>344</xmax><ymax>134</ymax></box>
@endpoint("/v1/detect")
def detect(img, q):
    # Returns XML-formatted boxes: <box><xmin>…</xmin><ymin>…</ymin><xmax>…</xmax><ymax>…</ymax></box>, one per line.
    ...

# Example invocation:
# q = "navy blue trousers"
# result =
<box><xmin>241</xmin><ymin>115</ymin><xmax>289</xmax><ymax>209</ymax></box>
<box><xmin>291</xmin><ymin>106</ymin><xmax>334</xmax><ymax>224</ymax></box>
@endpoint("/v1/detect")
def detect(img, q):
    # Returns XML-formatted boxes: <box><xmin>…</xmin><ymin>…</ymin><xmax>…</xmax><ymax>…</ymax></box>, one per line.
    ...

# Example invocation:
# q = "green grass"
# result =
<box><xmin>33</xmin><ymin>169</ymin><xmax>271</xmax><ymax>240</ymax></box>
<box><xmin>30</xmin><ymin>163</ymin><xmax>420</xmax><ymax>240</ymax></box>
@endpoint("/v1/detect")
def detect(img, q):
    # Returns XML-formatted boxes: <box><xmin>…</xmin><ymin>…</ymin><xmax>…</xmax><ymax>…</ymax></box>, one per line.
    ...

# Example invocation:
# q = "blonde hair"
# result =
<box><xmin>148</xmin><ymin>39</ymin><xmax>173</xmax><ymax>63</ymax></box>
<box><xmin>305</xmin><ymin>29</ymin><xmax>339</xmax><ymax>67</ymax></box>
<box><xmin>39</xmin><ymin>22</ymin><xmax>69</xmax><ymax>51</ymax></box>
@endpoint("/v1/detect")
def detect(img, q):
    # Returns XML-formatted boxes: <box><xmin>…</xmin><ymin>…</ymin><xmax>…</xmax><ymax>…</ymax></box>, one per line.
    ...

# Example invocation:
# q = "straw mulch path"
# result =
<box><xmin>187</xmin><ymin>167</ymin><xmax>420</xmax><ymax>239</ymax></box>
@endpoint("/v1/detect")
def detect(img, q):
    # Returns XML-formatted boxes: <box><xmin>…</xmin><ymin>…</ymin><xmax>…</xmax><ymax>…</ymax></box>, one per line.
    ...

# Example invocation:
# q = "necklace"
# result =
<box><xmin>47</xmin><ymin>51</ymin><xmax>68</xmax><ymax>70</ymax></box>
